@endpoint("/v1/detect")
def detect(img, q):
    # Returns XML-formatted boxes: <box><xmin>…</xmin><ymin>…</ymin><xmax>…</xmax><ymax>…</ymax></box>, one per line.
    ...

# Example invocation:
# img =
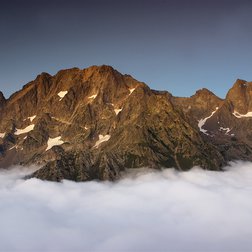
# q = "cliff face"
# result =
<box><xmin>0</xmin><ymin>65</ymin><xmax>251</xmax><ymax>181</ymax></box>
<box><xmin>0</xmin><ymin>92</ymin><xmax>6</xmax><ymax>108</ymax></box>
<box><xmin>225</xmin><ymin>79</ymin><xmax>252</xmax><ymax>114</ymax></box>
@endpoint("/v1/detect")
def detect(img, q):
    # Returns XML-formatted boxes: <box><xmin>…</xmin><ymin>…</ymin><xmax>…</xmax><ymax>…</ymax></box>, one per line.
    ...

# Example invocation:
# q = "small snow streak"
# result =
<box><xmin>88</xmin><ymin>94</ymin><xmax>97</xmax><ymax>99</ymax></box>
<box><xmin>94</xmin><ymin>134</ymin><xmax>111</xmax><ymax>148</ymax></box>
<box><xmin>219</xmin><ymin>127</ymin><xmax>231</xmax><ymax>135</ymax></box>
<box><xmin>28</xmin><ymin>115</ymin><xmax>36</xmax><ymax>122</ymax></box>
<box><xmin>232</xmin><ymin>111</ymin><xmax>252</xmax><ymax>118</ymax></box>
<box><xmin>14</xmin><ymin>125</ymin><xmax>35</xmax><ymax>135</ymax></box>
<box><xmin>0</xmin><ymin>132</ymin><xmax>5</xmax><ymax>138</ymax></box>
<box><xmin>198</xmin><ymin>107</ymin><xmax>218</xmax><ymax>135</ymax></box>
<box><xmin>129</xmin><ymin>87</ymin><xmax>136</xmax><ymax>95</ymax></box>
<box><xmin>9</xmin><ymin>145</ymin><xmax>17</xmax><ymax>151</ymax></box>
<box><xmin>114</xmin><ymin>108</ymin><xmax>122</xmax><ymax>115</ymax></box>
<box><xmin>46</xmin><ymin>136</ymin><xmax>64</xmax><ymax>151</ymax></box>
<box><xmin>58</xmin><ymin>91</ymin><xmax>68</xmax><ymax>101</ymax></box>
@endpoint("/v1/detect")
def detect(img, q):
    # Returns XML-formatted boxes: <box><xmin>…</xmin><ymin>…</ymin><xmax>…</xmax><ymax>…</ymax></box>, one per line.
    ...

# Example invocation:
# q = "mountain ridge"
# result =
<box><xmin>0</xmin><ymin>65</ymin><xmax>251</xmax><ymax>181</ymax></box>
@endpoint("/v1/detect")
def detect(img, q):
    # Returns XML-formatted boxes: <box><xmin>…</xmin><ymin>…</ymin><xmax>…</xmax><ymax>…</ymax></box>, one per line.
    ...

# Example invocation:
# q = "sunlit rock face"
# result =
<box><xmin>173</xmin><ymin>78</ymin><xmax>252</xmax><ymax>162</ymax></box>
<box><xmin>1</xmin><ymin>65</ymin><xmax>252</xmax><ymax>181</ymax></box>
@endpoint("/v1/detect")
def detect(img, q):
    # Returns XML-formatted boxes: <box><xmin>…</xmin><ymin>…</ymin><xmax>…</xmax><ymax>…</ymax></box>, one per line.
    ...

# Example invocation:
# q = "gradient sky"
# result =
<box><xmin>1</xmin><ymin>0</ymin><xmax>252</xmax><ymax>98</ymax></box>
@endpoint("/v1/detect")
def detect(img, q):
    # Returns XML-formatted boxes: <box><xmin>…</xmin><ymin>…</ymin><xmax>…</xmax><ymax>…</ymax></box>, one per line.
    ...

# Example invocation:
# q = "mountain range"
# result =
<box><xmin>0</xmin><ymin>65</ymin><xmax>251</xmax><ymax>181</ymax></box>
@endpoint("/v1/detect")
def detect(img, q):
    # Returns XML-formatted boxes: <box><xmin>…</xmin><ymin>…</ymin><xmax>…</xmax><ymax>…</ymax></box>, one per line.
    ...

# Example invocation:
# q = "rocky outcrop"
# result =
<box><xmin>0</xmin><ymin>65</ymin><xmax>252</xmax><ymax>181</ymax></box>
<box><xmin>0</xmin><ymin>92</ymin><xmax>6</xmax><ymax>108</ymax></box>
<box><xmin>225</xmin><ymin>79</ymin><xmax>252</xmax><ymax>114</ymax></box>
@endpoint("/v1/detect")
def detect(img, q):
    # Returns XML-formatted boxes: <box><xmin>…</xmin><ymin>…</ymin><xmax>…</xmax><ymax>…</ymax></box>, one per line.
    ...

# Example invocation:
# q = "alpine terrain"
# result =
<box><xmin>0</xmin><ymin>65</ymin><xmax>251</xmax><ymax>181</ymax></box>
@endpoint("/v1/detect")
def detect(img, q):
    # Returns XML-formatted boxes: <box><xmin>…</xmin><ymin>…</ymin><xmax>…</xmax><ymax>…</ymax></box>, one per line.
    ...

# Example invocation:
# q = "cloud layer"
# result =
<box><xmin>0</xmin><ymin>162</ymin><xmax>252</xmax><ymax>252</ymax></box>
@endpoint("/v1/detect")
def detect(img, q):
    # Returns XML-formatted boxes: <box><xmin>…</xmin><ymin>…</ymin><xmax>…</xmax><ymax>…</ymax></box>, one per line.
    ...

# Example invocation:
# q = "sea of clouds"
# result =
<box><xmin>0</xmin><ymin>162</ymin><xmax>252</xmax><ymax>252</ymax></box>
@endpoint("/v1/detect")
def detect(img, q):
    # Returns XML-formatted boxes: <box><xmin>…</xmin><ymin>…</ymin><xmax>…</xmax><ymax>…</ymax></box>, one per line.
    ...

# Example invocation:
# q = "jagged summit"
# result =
<box><xmin>193</xmin><ymin>88</ymin><xmax>218</xmax><ymax>97</ymax></box>
<box><xmin>225</xmin><ymin>79</ymin><xmax>252</xmax><ymax>114</ymax></box>
<box><xmin>0</xmin><ymin>66</ymin><xmax>252</xmax><ymax>181</ymax></box>
<box><xmin>7</xmin><ymin>65</ymin><xmax>133</xmax><ymax>103</ymax></box>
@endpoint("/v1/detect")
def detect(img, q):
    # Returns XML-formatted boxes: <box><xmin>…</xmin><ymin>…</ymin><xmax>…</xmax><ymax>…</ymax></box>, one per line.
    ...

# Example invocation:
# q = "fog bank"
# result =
<box><xmin>0</xmin><ymin>162</ymin><xmax>252</xmax><ymax>252</ymax></box>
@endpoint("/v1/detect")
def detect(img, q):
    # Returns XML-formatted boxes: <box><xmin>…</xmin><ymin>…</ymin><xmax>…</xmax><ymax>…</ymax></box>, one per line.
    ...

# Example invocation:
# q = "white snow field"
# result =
<box><xmin>233</xmin><ymin>110</ymin><xmax>252</xmax><ymax>118</ymax></box>
<box><xmin>198</xmin><ymin>107</ymin><xmax>218</xmax><ymax>135</ymax></box>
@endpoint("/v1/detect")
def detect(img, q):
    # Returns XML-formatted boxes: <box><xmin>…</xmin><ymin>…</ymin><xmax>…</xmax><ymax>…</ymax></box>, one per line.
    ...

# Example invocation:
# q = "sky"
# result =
<box><xmin>1</xmin><ymin>0</ymin><xmax>252</xmax><ymax>98</ymax></box>
<box><xmin>1</xmin><ymin>162</ymin><xmax>252</xmax><ymax>252</ymax></box>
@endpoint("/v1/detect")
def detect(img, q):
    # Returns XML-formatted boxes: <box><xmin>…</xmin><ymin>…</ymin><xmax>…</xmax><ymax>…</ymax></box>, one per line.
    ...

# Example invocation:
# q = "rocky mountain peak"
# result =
<box><xmin>193</xmin><ymin>88</ymin><xmax>216</xmax><ymax>98</ymax></box>
<box><xmin>1</xmin><ymin>66</ymin><xmax>252</xmax><ymax>182</ymax></box>
<box><xmin>82</xmin><ymin>65</ymin><xmax>120</xmax><ymax>80</ymax></box>
<box><xmin>35</xmin><ymin>72</ymin><xmax>52</xmax><ymax>81</ymax></box>
<box><xmin>45</xmin><ymin>65</ymin><xmax>140</xmax><ymax>95</ymax></box>
<box><xmin>191</xmin><ymin>88</ymin><xmax>222</xmax><ymax>105</ymax></box>
<box><xmin>85</xmin><ymin>64</ymin><xmax>116</xmax><ymax>73</ymax></box>
<box><xmin>172</xmin><ymin>87</ymin><xmax>223</xmax><ymax>124</ymax></box>
<box><xmin>12</xmin><ymin>66</ymin><xmax>124</xmax><ymax>102</ymax></box>
<box><xmin>226</xmin><ymin>79</ymin><xmax>252</xmax><ymax>114</ymax></box>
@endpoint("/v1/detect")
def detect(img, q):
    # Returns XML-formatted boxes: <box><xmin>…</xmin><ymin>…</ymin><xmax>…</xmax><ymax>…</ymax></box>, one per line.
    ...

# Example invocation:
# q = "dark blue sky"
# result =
<box><xmin>1</xmin><ymin>0</ymin><xmax>252</xmax><ymax>98</ymax></box>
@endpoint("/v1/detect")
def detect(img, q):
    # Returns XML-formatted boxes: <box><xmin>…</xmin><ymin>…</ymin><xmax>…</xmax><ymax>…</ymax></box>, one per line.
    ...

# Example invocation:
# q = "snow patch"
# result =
<box><xmin>46</xmin><ymin>136</ymin><xmax>64</xmax><ymax>151</ymax></box>
<box><xmin>28</xmin><ymin>115</ymin><xmax>36</xmax><ymax>122</ymax></box>
<box><xmin>9</xmin><ymin>145</ymin><xmax>23</xmax><ymax>151</ymax></box>
<box><xmin>219</xmin><ymin>127</ymin><xmax>231</xmax><ymax>135</ymax></box>
<box><xmin>0</xmin><ymin>132</ymin><xmax>5</xmax><ymax>138</ymax></box>
<box><xmin>94</xmin><ymin>134</ymin><xmax>111</xmax><ymax>148</ymax></box>
<box><xmin>198</xmin><ymin>107</ymin><xmax>219</xmax><ymax>135</ymax></box>
<box><xmin>14</xmin><ymin>125</ymin><xmax>35</xmax><ymax>135</ymax></box>
<box><xmin>88</xmin><ymin>94</ymin><xmax>97</xmax><ymax>99</ymax></box>
<box><xmin>58</xmin><ymin>91</ymin><xmax>68</xmax><ymax>101</ymax></box>
<box><xmin>232</xmin><ymin>111</ymin><xmax>252</xmax><ymax>118</ymax></box>
<box><xmin>9</xmin><ymin>145</ymin><xmax>17</xmax><ymax>151</ymax></box>
<box><xmin>114</xmin><ymin>108</ymin><xmax>122</xmax><ymax>115</ymax></box>
<box><xmin>129</xmin><ymin>87</ymin><xmax>136</xmax><ymax>94</ymax></box>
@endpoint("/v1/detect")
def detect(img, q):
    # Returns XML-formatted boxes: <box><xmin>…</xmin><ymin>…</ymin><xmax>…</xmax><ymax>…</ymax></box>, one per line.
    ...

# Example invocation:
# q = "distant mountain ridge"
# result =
<box><xmin>0</xmin><ymin>65</ymin><xmax>251</xmax><ymax>181</ymax></box>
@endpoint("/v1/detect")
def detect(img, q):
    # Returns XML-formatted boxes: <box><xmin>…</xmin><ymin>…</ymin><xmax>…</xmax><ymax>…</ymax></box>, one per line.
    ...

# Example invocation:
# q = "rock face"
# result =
<box><xmin>0</xmin><ymin>92</ymin><xmax>6</xmax><ymax>108</ymax></box>
<box><xmin>0</xmin><ymin>65</ymin><xmax>252</xmax><ymax>181</ymax></box>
